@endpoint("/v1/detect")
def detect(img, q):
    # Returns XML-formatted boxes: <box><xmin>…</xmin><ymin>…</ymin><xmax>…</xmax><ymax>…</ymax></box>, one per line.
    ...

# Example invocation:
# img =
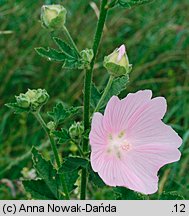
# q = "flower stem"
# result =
<box><xmin>33</xmin><ymin>111</ymin><xmax>70</xmax><ymax>200</ymax></box>
<box><xmin>62</xmin><ymin>25</ymin><xmax>80</xmax><ymax>56</ymax></box>
<box><xmin>80</xmin><ymin>0</ymin><xmax>108</xmax><ymax>200</ymax></box>
<box><xmin>94</xmin><ymin>75</ymin><xmax>114</xmax><ymax>112</ymax></box>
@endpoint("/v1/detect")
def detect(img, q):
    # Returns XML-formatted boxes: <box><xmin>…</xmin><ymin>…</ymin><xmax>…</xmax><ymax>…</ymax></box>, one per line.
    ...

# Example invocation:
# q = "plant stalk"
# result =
<box><xmin>62</xmin><ymin>25</ymin><xmax>80</xmax><ymax>56</ymax></box>
<box><xmin>94</xmin><ymin>75</ymin><xmax>114</xmax><ymax>112</ymax></box>
<box><xmin>80</xmin><ymin>0</ymin><xmax>108</xmax><ymax>200</ymax></box>
<box><xmin>34</xmin><ymin>111</ymin><xmax>70</xmax><ymax>200</ymax></box>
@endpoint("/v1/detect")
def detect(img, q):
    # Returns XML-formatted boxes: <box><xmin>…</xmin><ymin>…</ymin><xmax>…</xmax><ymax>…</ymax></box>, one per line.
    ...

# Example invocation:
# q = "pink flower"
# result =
<box><xmin>89</xmin><ymin>90</ymin><xmax>182</xmax><ymax>194</ymax></box>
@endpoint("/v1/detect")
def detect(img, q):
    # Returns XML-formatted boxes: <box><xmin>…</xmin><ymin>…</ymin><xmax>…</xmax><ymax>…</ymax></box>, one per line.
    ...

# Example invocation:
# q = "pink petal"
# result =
<box><xmin>89</xmin><ymin>90</ymin><xmax>182</xmax><ymax>195</ymax></box>
<box><xmin>89</xmin><ymin>112</ymin><xmax>108</xmax><ymax>151</ymax></box>
<box><xmin>103</xmin><ymin>90</ymin><xmax>152</xmax><ymax>133</ymax></box>
<box><xmin>117</xmin><ymin>44</ymin><xmax>126</xmax><ymax>61</ymax></box>
<box><xmin>91</xmin><ymin>150</ymin><xmax>159</xmax><ymax>194</ymax></box>
<box><xmin>126</xmin><ymin>97</ymin><xmax>182</xmax><ymax>148</ymax></box>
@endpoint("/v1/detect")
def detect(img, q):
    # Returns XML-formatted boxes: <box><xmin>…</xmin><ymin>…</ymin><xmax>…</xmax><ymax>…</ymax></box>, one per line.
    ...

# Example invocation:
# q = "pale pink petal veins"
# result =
<box><xmin>89</xmin><ymin>112</ymin><xmax>108</xmax><ymax>150</ymax></box>
<box><xmin>89</xmin><ymin>90</ymin><xmax>182</xmax><ymax>195</ymax></box>
<box><xmin>103</xmin><ymin>90</ymin><xmax>152</xmax><ymax>133</ymax></box>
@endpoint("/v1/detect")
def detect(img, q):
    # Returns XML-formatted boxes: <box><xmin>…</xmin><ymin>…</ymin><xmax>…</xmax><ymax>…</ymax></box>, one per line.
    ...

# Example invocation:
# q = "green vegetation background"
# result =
<box><xmin>0</xmin><ymin>0</ymin><xmax>188</xmax><ymax>199</ymax></box>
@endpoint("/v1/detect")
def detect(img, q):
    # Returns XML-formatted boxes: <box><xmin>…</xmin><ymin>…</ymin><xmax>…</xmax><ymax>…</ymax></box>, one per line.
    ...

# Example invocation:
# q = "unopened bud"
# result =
<box><xmin>47</xmin><ymin>121</ymin><xmax>56</xmax><ymax>132</ymax></box>
<box><xmin>15</xmin><ymin>93</ymin><xmax>30</xmax><ymax>108</ymax></box>
<box><xmin>103</xmin><ymin>44</ymin><xmax>132</xmax><ymax>77</ymax></box>
<box><xmin>41</xmin><ymin>5</ymin><xmax>67</xmax><ymax>30</ymax></box>
<box><xmin>79</xmin><ymin>49</ymin><xmax>94</xmax><ymax>69</ymax></box>
<box><xmin>69</xmin><ymin>122</ymin><xmax>84</xmax><ymax>140</ymax></box>
<box><xmin>36</xmin><ymin>89</ymin><xmax>49</xmax><ymax>104</ymax></box>
<box><xmin>25</xmin><ymin>89</ymin><xmax>49</xmax><ymax>111</ymax></box>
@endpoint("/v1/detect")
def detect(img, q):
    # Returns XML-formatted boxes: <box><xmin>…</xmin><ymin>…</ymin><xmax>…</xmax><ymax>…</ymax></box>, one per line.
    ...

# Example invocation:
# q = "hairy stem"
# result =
<box><xmin>94</xmin><ymin>75</ymin><xmax>114</xmax><ymax>112</ymax></box>
<box><xmin>62</xmin><ymin>25</ymin><xmax>80</xmax><ymax>56</ymax></box>
<box><xmin>80</xmin><ymin>0</ymin><xmax>108</xmax><ymax>200</ymax></box>
<box><xmin>34</xmin><ymin>111</ymin><xmax>70</xmax><ymax>200</ymax></box>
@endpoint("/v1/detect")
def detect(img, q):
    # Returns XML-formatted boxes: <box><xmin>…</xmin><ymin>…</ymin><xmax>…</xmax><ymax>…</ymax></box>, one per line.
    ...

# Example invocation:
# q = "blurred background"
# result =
<box><xmin>0</xmin><ymin>0</ymin><xmax>188</xmax><ymax>199</ymax></box>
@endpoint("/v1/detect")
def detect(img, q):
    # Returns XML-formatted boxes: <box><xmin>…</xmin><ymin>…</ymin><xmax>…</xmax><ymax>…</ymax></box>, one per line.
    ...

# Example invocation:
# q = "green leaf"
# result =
<box><xmin>53</xmin><ymin>128</ymin><xmax>71</xmax><ymax>144</ymax></box>
<box><xmin>5</xmin><ymin>103</ymin><xmax>29</xmax><ymax>114</ymax></box>
<box><xmin>62</xmin><ymin>59</ymin><xmax>81</xmax><ymax>69</ymax></box>
<box><xmin>48</xmin><ymin>102</ymin><xmax>80</xmax><ymax>125</ymax></box>
<box><xmin>31</xmin><ymin>147</ymin><xmax>60</xmax><ymax>199</ymax></box>
<box><xmin>118</xmin><ymin>0</ymin><xmax>154</xmax><ymax>8</ymax></box>
<box><xmin>102</xmin><ymin>75</ymin><xmax>129</xmax><ymax>108</ymax></box>
<box><xmin>64</xmin><ymin>170</ymin><xmax>79</xmax><ymax>193</ymax></box>
<box><xmin>23</xmin><ymin>179</ymin><xmax>57</xmax><ymax>200</ymax></box>
<box><xmin>59</xmin><ymin>157</ymin><xmax>89</xmax><ymax>173</ymax></box>
<box><xmin>88</xmin><ymin>165</ymin><xmax>106</xmax><ymax>188</ymax></box>
<box><xmin>35</xmin><ymin>47</ymin><xmax>67</xmax><ymax>62</ymax></box>
<box><xmin>59</xmin><ymin>157</ymin><xmax>88</xmax><ymax>193</ymax></box>
<box><xmin>90</xmin><ymin>83</ymin><xmax>102</xmax><ymax>109</ymax></box>
<box><xmin>35</xmin><ymin>40</ymin><xmax>81</xmax><ymax>69</ymax></box>
<box><xmin>53</xmin><ymin>37</ymin><xmax>79</xmax><ymax>58</ymax></box>
<box><xmin>159</xmin><ymin>191</ymin><xmax>185</xmax><ymax>200</ymax></box>
<box><xmin>114</xmin><ymin>187</ymin><xmax>146</xmax><ymax>200</ymax></box>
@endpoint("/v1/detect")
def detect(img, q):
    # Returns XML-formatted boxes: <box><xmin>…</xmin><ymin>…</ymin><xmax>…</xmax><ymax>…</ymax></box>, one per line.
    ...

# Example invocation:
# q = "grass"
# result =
<box><xmin>0</xmin><ymin>0</ymin><xmax>188</xmax><ymax>199</ymax></box>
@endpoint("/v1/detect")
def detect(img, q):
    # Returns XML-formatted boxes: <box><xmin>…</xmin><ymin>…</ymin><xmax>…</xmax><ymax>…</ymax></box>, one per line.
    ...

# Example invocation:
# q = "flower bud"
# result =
<box><xmin>25</xmin><ymin>89</ymin><xmax>49</xmax><ymax>111</ymax></box>
<box><xmin>47</xmin><ymin>121</ymin><xmax>56</xmax><ymax>132</ymax></box>
<box><xmin>79</xmin><ymin>49</ymin><xmax>94</xmax><ymax>69</ymax></box>
<box><xmin>103</xmin><ymin>44</ymin><xmax>132</xmax><ymax>77</ymax></box>
<box><xmin>41</xmin><ymin>5</ymin><xmax>67</xmax><ymax>30</ymax></box>
<box><xmin>25</xmin><ymin>89</ymin><xmax>37</xmax><ymax>101</ymax></box>
<box><xmin>36</xmin><ymin>89</ymin><xmax>49</xmax><ymax>104</ymax></box>
<box><xmin>15</xmin><ymin>93</ymin><xmax>30</xmax><ymax>108</ymax></box>
<box><xmin>80</xmin><ymin>49</ymin><xmax>94</xmax><ymax>63</ymax></box>
<box><xmin>69</xmin><ymin>122</ymin><xmax>84</xmax><ymax>140</ymax></box>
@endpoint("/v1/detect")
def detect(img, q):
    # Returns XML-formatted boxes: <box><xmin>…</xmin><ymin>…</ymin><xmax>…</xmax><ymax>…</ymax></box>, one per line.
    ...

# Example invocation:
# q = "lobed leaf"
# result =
<box><xmin>48</xmin><ymin>102</ymin><xmax>80</xmax><ymax>125</ymax></box>
<box><xmin>90</xmin><ymin>83</ymin><xmax>102</xmax><ymax>109</ymax></box>
<box><xmin>53</xmin><ymin>37</ymin><xmax>79</xmax><ymax>58</ymax></box>
<box><xmin>53</xmin><ymin>128</ymin><xmax>71</xmax><ymax>144</ymax></box>
<box><xmin>88</xmin><ymin>166</ymin><xmax>106</xmax><ymax>188</ymax></box>
<box><xmin>101</xmin><ymin>75</ymin><xmax>129</xmax><ymax>109</ymax></box>
<box><xmin>35</xmin><ymin>47</ymin><xmax>67</xmax><ymax>62</ymax></box>
<box><xmin>23</xmin><ymin>179</ymin><xmax>57</xmax><ymax>200</ymax></box>
<box><xmin>31</xmin><ymin>147</ymin><xmax>60</xmax><ymax>199</ymax></box>
<box><xmin>59</xmin><ymin>157</ymin><xmax>89</xmax><ymax>173</ymax></box>
<box><xmin>35</xmin><ymin>39</ymin><xmax>81</xmax><ymax>69</ymax></box>
<box><xmin>5</xmin><ymin>103</ymin><xmax>29</xmax><ymax>114</ymax></box>
<box><xmin>59</xmin><ymin>157</ymin><xmax>89</xmax><ymax>193</ymax></box>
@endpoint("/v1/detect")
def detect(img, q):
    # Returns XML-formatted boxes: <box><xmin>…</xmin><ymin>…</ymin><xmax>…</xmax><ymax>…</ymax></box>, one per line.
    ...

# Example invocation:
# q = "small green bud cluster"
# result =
<box><xmin>47</xmin><ymin>121</ymin><xmax>56</xmax><ymax>132</ymax></box>
<box><xmin>15</xmin><ymin>89</ymin><xmax>49</xmax><ymax>111</ymax></box>
<box><xmin>41</xmin><ymin>5</ymin><xmax>67</xmax><ymax>30</ymax></box>
<box><xmin>69</xmin><ymin>122</ymin><xmax>84</xmax><ymax>140</ymax></box>
<box><xmin>79</xmin><ymin>49</ymin><xmax>94</xmax><ymax>69</ymax></box>
<box><xmin>103</xmin><ymin>44</ymin><xmax>132</xmax><ymax>77</ymax></box>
